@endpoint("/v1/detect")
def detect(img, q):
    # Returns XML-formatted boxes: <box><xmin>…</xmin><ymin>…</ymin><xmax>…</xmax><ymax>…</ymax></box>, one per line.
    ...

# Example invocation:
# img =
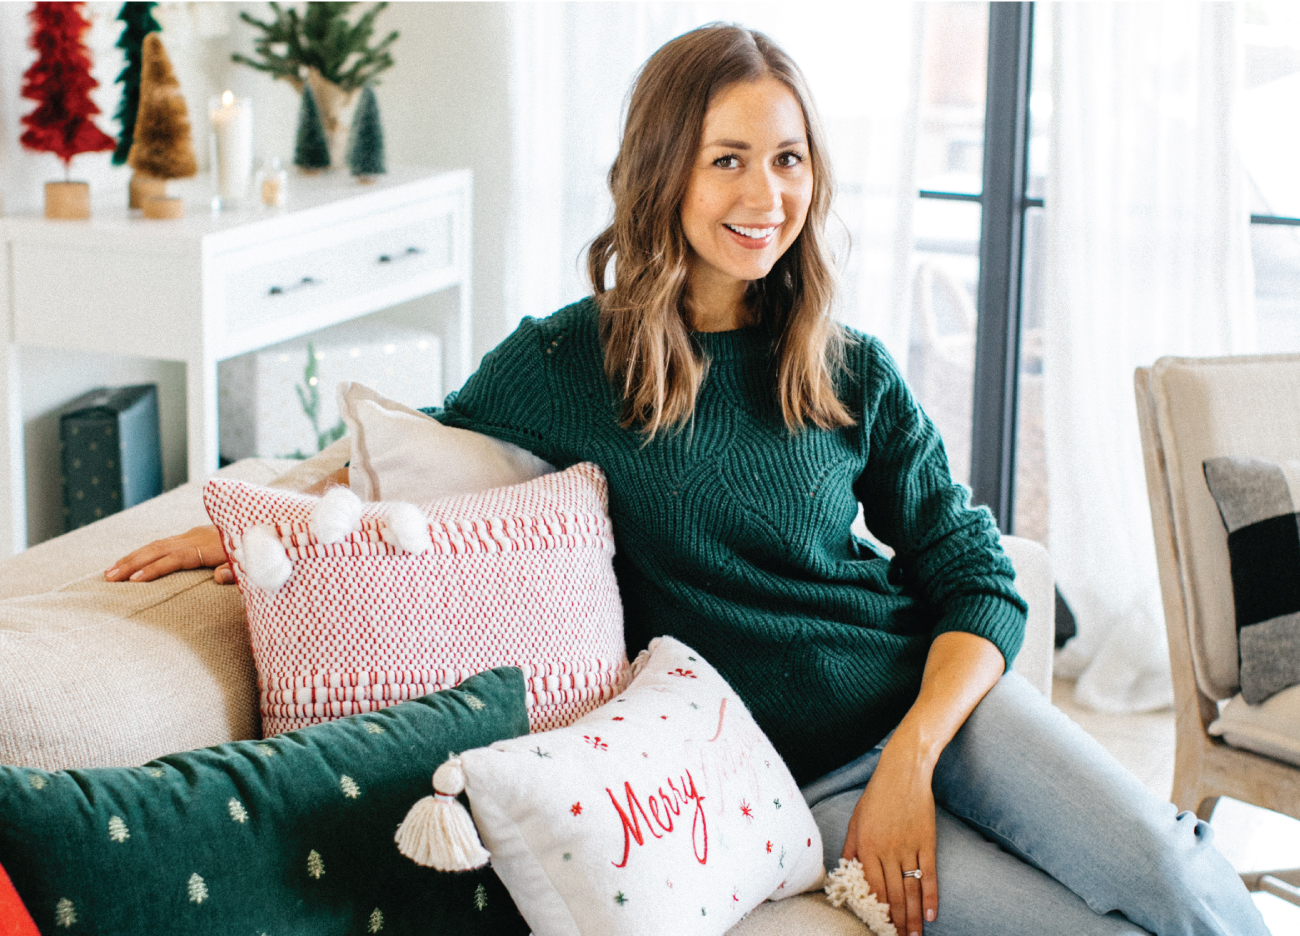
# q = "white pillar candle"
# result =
<box><xmin>210</xmin><ymin>91</ymin><xmax>253</xmax><ymax>206</ymax></box>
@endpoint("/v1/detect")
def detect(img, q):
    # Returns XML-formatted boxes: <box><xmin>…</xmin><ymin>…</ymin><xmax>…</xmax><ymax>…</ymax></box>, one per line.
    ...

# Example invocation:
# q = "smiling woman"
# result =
<box><xmin>589</xmin><ymin>26</ymin><xmax>851</xmax><ymax>439</ymax></box>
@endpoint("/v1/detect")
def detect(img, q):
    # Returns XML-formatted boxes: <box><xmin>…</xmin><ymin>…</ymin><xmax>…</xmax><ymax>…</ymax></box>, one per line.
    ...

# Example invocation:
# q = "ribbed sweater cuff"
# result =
<box><xmin>930</xmin><ymin>592</ymin><xmax>1027</xmax><ymax>669</ymax></box>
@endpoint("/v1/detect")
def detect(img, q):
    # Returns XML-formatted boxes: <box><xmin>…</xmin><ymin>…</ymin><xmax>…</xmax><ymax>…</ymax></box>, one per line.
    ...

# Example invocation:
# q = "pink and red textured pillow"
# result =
<box><xmin>204</xmin><ymin>462</ymin><xmax>627</xmax><ymax>736</ymax></box>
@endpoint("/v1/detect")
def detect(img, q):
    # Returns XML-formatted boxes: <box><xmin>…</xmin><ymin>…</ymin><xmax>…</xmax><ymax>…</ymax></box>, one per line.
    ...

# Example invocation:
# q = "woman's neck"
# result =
<box><xmin>686</xmin><ymin>263</ymin><xmax>754</xmax><ymax>333</ymax></box>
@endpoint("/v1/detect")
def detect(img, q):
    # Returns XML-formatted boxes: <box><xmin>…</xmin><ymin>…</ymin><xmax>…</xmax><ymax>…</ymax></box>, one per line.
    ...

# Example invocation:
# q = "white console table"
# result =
<box><xmin>0</xmin><ymin>167</ymin><xmax>472</xmax><ymax>555</ymax></box>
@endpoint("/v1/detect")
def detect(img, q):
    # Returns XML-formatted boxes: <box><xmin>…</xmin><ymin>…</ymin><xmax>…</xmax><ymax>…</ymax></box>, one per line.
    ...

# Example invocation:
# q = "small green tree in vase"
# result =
<box><xmin>234</xmin><ymin>2</ymin><xmax>398</xmax><ymax>168</ymax></box>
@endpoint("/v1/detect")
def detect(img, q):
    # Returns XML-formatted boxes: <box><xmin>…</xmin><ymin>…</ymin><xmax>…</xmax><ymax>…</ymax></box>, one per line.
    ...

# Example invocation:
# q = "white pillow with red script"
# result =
<box><xmin>459</xmin><ymin>636</ymin><xmax>824</xmax><ymax>936</ymax></box>
<box><xmin>203</xmin><ymin>462</ymin><xmax>627</xmax><ymax>736</ymax></box>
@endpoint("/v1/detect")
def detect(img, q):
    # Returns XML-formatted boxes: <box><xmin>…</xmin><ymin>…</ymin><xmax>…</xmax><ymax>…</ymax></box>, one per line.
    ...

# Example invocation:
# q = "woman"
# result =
<box><xmin>109</xmin><ymin>25</ymin><xmax>1265</xmax><ymax>936</ymax></box>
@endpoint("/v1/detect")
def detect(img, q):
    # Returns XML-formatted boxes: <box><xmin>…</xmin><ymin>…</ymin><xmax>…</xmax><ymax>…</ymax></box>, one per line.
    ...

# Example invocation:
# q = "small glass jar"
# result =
<box><xmin>257</xmin><ymin>157</ymin><xmax>288</xmax><ymax>208</ymax></box>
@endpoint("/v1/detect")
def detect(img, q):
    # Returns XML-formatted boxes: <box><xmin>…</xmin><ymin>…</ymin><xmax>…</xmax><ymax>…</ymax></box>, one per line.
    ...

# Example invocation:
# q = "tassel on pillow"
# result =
<box><xmin>395</xmin><ymin>758</ymin><xmax>490</xmax><ymax>871</ymax></box>
<box><xmin>310</xmin><ymin>485</ymin><xmax>363</xmax><ymax>544</ymax></box>
<box><xmin>381</xmin><ymin>502</ymin><xmax>433</xmax><ymax>554</ymax></box>
<box><xmin>824</xmin><ymin>858</ymin><xmax>898</xmax><ymax>936</ymax></box>
<box><xmin>235</xmin><ymin>525</ymin><xmax>293</xmax><ymax>593</ymax></box>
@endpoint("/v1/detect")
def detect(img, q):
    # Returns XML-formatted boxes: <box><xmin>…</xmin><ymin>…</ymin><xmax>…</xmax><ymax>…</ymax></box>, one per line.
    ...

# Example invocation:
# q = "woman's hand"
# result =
<box><xmin>105</xmin><ymin>524</ymin><xmax>232</xmax><ymax>584</ymax></box>
<box><xmin>843</xmin><ymin>739</ymin><xmax>938</xmax><ymax>936</ymax></box>
<box><xmin>842</xmin><ymin>631</ymin><xmax>1007</xmax><ymax>935</ymax></box>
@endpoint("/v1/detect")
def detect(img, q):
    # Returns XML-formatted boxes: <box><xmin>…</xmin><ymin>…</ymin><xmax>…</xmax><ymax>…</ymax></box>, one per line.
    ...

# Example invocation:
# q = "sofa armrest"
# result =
<box><xmin>1002</xmin><ymin>535</ymin><xmax>1055</xmax><ymax>697</ymax></box>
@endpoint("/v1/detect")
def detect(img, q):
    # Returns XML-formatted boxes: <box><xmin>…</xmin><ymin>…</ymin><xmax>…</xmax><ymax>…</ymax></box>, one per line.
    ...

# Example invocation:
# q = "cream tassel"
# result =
<box><xmin>395</xmin><ymin>758</ymin><xmax>490</xmax><ymax>871</ymax></box>
<box><xmin>310</xmin><ymin>485</ymin><xmax>363</xmax><ymax>544</ymax></box>
<box><xmin>381</xmin><ymin>502</ymin><xmax>433</xmax><ymax>554</ymax></box>
<box><xmin>824</xmin><ymin>858</ymin><xmax>898</xmax><ymax>936</ymax></box>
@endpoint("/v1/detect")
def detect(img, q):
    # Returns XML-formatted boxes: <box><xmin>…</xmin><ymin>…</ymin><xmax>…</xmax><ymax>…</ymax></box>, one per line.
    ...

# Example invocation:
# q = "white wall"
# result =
<box><xmin>0</xmin><ymin>2</ymin><xmax>517</xmax><ymax>546</ymax></box>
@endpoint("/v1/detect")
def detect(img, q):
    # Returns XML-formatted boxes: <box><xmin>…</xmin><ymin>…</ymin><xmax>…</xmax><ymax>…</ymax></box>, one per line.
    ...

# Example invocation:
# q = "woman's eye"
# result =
<box><xmin>713</xmin><ymin>155</ymin><xmax>740</xmax><ymax>169</ymax></box>
<box><xmin>776</xmin><ymin>151</ymin><xmax>804</xmax><ymax>168</ymax></box>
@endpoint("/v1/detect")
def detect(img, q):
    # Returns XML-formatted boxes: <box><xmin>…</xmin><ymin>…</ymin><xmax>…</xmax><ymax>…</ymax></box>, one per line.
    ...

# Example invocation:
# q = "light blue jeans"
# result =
<box><xmin>800</xmin><ymin>672</ymin><xmax>1269</xmax><ymax>935</ymax></box>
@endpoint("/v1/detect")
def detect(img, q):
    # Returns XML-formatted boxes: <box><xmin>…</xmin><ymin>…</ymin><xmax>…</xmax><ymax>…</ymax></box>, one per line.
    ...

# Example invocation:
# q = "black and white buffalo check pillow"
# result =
<box><xmin>1204</xmin><ymin>456</ymin><xmax>1300</xmax><ymax>704</ymax></box>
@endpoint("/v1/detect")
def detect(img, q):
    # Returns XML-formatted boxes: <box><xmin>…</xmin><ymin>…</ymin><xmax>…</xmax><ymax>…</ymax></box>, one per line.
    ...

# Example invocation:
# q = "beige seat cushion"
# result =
<box><xmin>1149</xmin><ymin>353</ymin><xmax>1300</xmax><ymax>701</ymax></box>
<box><xmin>1209</xmin><ymin>684</ymin><xmax>1300</xmax><ymax>769</ymax></box>
<box><xmin>0</xmin><ymin>450</ymin><xmax>348</xmax><ymax>771</ymax></box>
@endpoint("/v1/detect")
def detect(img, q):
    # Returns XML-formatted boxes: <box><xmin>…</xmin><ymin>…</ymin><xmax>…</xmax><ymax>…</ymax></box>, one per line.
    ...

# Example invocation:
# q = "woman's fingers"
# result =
<box><xmin>882</xmin><ymin>861</ymin><xmax>908</xmax><ymax>935</ymax></box>
<box><xmin>921</xmin><ymin>849</ymin><xmax>938</xmax><ymax>924</ymax></box>
<box><xmin>105</xmin><ymin>526</ymin><xmax>227</xmax><ymax>583</ymax></box>
<box><xmin>862</xmin><ymin>858</ymin><xmax>889</xmax><ymax>924</ymax></box>
<box><xmin>214</xmin><ymin>562</ymin><xmax>234</xmax><ymax>585</ymax></box>
<box><xmin>902</xmin><ymin>865</ymin><xmax>924</xmax><ymax>936</ymax></box>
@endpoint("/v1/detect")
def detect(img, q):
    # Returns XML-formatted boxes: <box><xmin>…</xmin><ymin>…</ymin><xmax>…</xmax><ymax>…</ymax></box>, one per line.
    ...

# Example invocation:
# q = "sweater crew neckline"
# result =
<box><xmin>692</xmin><ymin>325</ymin><xmax>772</xmax><ymax>362</ymax></box>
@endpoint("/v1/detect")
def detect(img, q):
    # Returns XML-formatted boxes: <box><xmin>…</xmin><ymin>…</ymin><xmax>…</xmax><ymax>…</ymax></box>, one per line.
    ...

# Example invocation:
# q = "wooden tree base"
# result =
<box><xmin>142</xmin><ymin>196</ymin><xmax>184</xmax><ymax>219</ymax></box>
<box><xmin>129</xmin><ymin>172</ymin><xmax>166</xmax><ymax>210</ymax></box>
<box><xmin>44</xmin><ymin>182</ymin><xmax>90</xmax><ymax>220</ymax></box>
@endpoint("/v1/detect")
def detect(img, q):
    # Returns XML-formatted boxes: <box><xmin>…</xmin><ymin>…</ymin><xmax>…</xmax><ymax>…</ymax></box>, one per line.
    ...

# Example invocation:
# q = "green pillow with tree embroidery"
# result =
<box><xmin>0</xmin><ymin>666</ymin><xmax>530</xmax><ymax>935</ymax></box>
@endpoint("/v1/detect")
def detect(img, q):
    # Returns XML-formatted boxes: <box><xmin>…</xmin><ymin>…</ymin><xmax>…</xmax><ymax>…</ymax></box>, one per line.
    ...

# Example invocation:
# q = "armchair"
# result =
<box><xmin>1136</xmin><ymin>353</ymin><xmax>1300</xmax><ymax>906</ymax></box>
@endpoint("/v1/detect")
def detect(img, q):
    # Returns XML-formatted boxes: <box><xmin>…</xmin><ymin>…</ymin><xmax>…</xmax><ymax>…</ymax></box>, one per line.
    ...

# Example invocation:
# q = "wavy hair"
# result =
<box><xmin>588</xmin><ymin>23</ymin><xmax>854</xmax><ymax>437</ymax></box>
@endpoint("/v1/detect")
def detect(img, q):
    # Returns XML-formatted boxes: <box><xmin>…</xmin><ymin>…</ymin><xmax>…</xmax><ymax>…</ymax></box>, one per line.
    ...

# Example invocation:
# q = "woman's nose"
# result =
<box><xmin>743</xmin><ymin>165</ymin><xmax>783</xmax><ymax>212</ymax></box>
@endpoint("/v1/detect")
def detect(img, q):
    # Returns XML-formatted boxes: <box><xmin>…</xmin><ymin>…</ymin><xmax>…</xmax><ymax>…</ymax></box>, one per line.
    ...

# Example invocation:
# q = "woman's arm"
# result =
<box><xmin>844</xmin><ymin>631</ymin><xmax>1004</xmax><ymax>936</ymax></box>
<box><xmin>105</xmin><ymin>467</ymin><xmax>351</xmax><ymax>584</ymax></box>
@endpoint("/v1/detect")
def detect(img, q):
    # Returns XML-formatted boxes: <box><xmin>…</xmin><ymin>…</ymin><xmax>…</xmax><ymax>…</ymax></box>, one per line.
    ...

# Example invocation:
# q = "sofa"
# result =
<box><xmin>0</xmin><ymin>440</ymin><xmax>1056</xmax><ymax>934</ymax></box>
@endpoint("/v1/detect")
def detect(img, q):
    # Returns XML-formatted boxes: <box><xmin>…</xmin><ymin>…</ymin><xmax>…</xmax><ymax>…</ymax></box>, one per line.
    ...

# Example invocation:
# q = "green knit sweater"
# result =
<box><xmin>431</xmin><ymin>298</ymin><xmax>1026</xmax><ymax>784</ymax></box>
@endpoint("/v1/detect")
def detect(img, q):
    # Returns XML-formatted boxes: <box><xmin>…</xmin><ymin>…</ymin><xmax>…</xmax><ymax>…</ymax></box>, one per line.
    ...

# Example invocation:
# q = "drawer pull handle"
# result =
<box><xmin>377</xmin><ymin>246</ymin><xmax>424</xmax><ymax>264</ymax></box>
<box><xmin>267</xmin><ymin>276</ymin><xmax>320</xmax><ymax>297</ymax></box>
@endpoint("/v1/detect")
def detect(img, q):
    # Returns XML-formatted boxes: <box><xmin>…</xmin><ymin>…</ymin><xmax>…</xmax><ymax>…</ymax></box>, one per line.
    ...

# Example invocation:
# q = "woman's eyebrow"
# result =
<box><xmin>702</xmin><ymin>136</ymin><xmax>806</xmax><ymax>150</ymax></box>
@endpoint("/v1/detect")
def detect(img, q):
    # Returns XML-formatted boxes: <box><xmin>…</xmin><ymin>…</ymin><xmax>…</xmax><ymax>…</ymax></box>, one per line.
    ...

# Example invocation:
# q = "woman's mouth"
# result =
<box><xmin>723</xmin><ymin>223</ymin><xmax>779</xmax><ymax>247</ymax></box>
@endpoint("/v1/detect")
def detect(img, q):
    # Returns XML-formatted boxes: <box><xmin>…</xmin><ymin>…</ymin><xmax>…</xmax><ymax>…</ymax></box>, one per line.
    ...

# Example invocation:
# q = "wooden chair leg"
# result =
<box><xmin>1196</xmin><ymin>795</ymin><xmax>1220</xmax><ymax>822</ymax></box>
<box><xmin>1241</xmin><ymin>871</ymin><xmax>1300</xmax><ymax>907</ymax></box>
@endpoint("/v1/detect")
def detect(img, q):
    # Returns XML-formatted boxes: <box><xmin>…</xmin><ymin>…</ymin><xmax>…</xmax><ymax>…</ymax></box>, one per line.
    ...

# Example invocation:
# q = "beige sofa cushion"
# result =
<box><xmin>1149</xmin><ymin>353</ymin><xmax>1300</xmax><ymax>701</ymax></box>
<box><xmin>0</xmin><ymin>454</ymin><xmax>344</xmax><ymax>771</ymax></box>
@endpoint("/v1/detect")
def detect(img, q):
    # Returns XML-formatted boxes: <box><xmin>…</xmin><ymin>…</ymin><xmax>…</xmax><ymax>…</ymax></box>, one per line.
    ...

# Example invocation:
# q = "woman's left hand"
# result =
<box><xmin>842</xmin><ymin>739</ymin><xmax>937</xmax><ymax>936</ymax></box>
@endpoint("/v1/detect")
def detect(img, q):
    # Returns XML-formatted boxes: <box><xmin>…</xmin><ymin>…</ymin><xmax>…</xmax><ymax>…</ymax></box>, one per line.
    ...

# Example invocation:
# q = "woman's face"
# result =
<box><xmin>681</xmin><ymin>76</ymin><xmax>814</xmax><ymax>296</ymax></box>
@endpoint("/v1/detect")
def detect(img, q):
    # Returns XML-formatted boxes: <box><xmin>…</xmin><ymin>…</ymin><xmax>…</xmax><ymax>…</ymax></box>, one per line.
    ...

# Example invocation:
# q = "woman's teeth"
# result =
<box><xmin>725</xmin><ymin>224</ymin><xmax>777</xmax><ymax>240</ymax></box>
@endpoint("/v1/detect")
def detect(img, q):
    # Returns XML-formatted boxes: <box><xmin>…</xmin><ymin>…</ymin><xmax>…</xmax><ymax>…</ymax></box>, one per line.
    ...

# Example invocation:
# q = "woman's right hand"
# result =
<box><xmin>105</xmin><ymin>524</ymin><xmax>232</xmax><ymax>584</ymax></box>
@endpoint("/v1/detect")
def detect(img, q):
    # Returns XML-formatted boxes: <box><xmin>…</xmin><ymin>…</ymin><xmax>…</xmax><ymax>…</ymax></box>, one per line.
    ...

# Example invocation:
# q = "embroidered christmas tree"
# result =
<box><xmin>111</xmin><ymin>1</ymin><xmax>160</xmax><ymax>165</ymax></box>
<box><xmin>228</xmin><ymin>798</ymin><xmax>249</xmax><ymax>823</ymax></box>
<box><xmin>28</xmin><ymin>774</ymin><xmax>47</xmax><ymax>790</ymax></box>
<box><xmin>364</xmin><ymin>722</ymin><xmax>386</xmax><ymax>734</ymax></box>
<box><xmin>367</xmin><ymin>907</ymin><xmax>384</xmax><ymax>932</ymax></box>
<box><xmin>256</xmin><ymin>743</ymin><xmax>276</xmax><ymax>757</ymax></box>
<box><xmin>307</xmin><ymin>849</ymin><xmax>325</xmax><ymax>879</ymax></box>
<box><xmin>127</xmin><ymin>33</ymin><xmax>197</xmax><ymax>181</ymax></box>
<box><xmin>347</xmin><ymin>84</ymin><xmax>385</xmax><ymax>179</ymax></box>
<box><xmin>340</xmin><ymin>775</ymin><xmax>362</xmax><ymax>799</ymax></box>
<box><xmin>294</xmin><ymin>84</ymin><xmax>330</xmax><ymax>171</ymax></box>
<box><xmin>55</xmin><ymin>897</ymin><xmax>77</xmax><ymax>928</ymax></box>
<box><xmin>187</xmin><ymin>872</ymin><xmax>209</xmax><ymax>904</ymax></box>
<box><xmin>108</xmin><ymin>815</ymin><xmax>130</xmax><ymax>842</ymax></box>
<box><xmin>20</xmin><ymin>2</ymin><xmax>117</xmax><ymax>171</ymax></box>
<box><xmin>473</xmin><ymin>884</ymin><xmax>488</xmax><ymax>911</ymax></box>
<box><xmin>463</xmin><ymin>693</ymin><xmax>486</xmax><ymax>711</ymax></box>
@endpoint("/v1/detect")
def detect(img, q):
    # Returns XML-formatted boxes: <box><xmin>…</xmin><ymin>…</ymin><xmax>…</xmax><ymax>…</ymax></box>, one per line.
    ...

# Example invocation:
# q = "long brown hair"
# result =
<box><xmin>588</xmin><ymin>23</ymin><xmax>854</xmax><ymax>437</ymax></box>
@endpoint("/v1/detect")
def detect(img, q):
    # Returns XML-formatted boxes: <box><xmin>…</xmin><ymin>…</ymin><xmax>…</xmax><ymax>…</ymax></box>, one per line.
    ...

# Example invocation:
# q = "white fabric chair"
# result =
<box><xmin>1136</xmin><ymin>354</ymin><xmax>1300</xmax><ymax>904</ymax></box>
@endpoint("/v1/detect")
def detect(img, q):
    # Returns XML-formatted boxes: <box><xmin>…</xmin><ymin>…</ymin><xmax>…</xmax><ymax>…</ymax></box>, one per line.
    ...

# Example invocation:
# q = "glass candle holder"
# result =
<box><xmin>256</xmin><ymin>157</ymin><xmax>288</xmax><ymax>207</ymax></box>
<box><xmin>209</xmin><ymin>91</ymin><xmax>253</xmax><ymax>210</ymax></box>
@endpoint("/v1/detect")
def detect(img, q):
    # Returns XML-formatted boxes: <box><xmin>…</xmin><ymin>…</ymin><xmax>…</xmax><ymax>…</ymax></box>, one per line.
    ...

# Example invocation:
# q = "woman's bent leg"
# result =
<box><xmin>812</xmin><ymin>791</ymin><xmax>1148</xmax><ymax>935</ymax></box>
<box><xmin>932</xmin><ymin>672</ymin><xmax>1266</xmax><ymax>936</ymax></box>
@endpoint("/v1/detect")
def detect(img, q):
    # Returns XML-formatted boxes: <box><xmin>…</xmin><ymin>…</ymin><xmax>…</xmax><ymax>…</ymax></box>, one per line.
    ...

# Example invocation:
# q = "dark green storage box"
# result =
<box><xmin>60</xmin><ymin>385</ymin><xmax>163</xmax><ymax>532</ymax></box>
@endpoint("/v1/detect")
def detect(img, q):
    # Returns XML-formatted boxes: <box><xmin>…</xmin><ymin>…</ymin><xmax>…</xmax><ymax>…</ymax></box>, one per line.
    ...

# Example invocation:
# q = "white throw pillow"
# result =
<box><xmin>337</xmin><ymin>381</ymin><xmax>554</xmax><ymax>502</ymax></box>
<box><xmin>460</xmin><ymin>636</ymin><xmax>824</xmax><ymax>936</ymax></box>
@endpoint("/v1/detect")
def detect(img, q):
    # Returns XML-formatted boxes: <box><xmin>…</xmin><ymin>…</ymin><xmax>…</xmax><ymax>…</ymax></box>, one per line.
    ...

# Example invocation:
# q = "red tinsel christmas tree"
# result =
<box><xmin>20</xmin><ymin>2</ymin><xmax>116</xmax><ymax>172</ymax></box>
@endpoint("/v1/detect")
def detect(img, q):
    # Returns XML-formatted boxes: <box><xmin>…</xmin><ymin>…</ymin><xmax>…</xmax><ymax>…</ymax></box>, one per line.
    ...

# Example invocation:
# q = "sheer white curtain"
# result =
<box><xmin>1045</xmin><ymin>3</ymin><xmax>1257</xmax><ymax>712</ymax></box>
<box><xmin>501</xmin><ymin>2</ymin><xmax>923</xmax><ymax>365</ymax></box>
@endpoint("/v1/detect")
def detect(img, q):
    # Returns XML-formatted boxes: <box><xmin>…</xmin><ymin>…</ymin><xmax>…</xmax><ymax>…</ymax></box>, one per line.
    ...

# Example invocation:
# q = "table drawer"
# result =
<box><xmin>218</xmin><ymin>198</ymin><xmax>455</xmax><ymax>337</ymax></box>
